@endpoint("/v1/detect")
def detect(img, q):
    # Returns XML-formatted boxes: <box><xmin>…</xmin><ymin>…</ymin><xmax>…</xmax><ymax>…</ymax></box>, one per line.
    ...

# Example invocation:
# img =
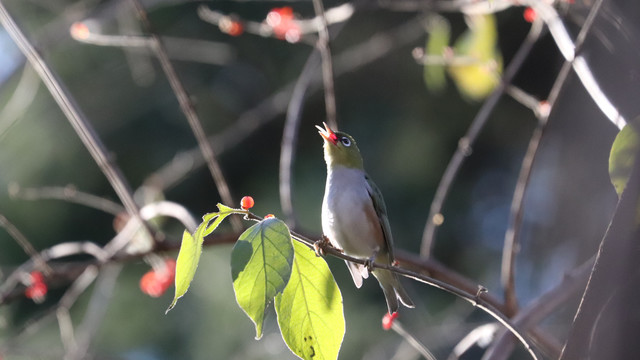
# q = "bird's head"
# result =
<box><xmin>316</xmin><ymin>122</ymin><xmax>364</xmax><ymax>169</ymax></box>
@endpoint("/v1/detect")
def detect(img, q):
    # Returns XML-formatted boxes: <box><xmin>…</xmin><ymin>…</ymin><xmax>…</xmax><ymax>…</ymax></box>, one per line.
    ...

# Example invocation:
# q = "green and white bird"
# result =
<box><xmin>317</xmin><ymin>123</ymin><xmax>414</xmax><ymax>314</ymax></box>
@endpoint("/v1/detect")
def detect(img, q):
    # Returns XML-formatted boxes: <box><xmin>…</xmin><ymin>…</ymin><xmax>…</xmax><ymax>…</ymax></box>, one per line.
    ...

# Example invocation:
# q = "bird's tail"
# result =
<box><xmin>372</xmin><ymin>269</ymin><xmax>415</xmax><ymax>314</ymax></box>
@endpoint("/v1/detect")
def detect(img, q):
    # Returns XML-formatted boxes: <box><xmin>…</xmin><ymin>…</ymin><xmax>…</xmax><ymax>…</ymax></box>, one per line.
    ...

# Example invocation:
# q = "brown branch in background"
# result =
<box><xmin>127</xmin><ymin>0</ymin><xmax>242</xmax><ymax>232</ymax></box>
<box><xmin>144</xmin><ymin>17</ymin><xmax>427</xmax><ymax>192</ymax></box>
<box><xmin>280</xmin><ymin>51</ymin><xmax>322</xmax><ymax>227</ymax></box>
<box><xmin>311</xmin><ymin>0</ymin><xmax>338</xmax><ymax>130</ymax></box>
<box><xmin>419</xmin><ymin>19</ymin><xmax>544</xmax><ymax>258</ymax></box>
<box><xmin>0</xmin><ymin>64</ymin><xmax>39</xmax><ymax>141</ymax></box>
<box><xmin>0</xmin><ymin>0</ymin><xmax>151</xmax><ymax>243</ymax></box>
<box><xmin>500</xmin><ymin>115</ymin><xmax>547</xmax><ymax>316</ymax></box>
<box><xmin>486</xmin><ymin>257</ymin><xmax>594</xmax><ymax>360</ymax></box>
<box><xmin>8</xmin><ymin>184</ymin><xmax>125</xmax><ymax>216</ymax></box>
<box><xmin>0</xmin><ymin>214</ymin><xmax>52</xmax><ymax>275</ymax></box>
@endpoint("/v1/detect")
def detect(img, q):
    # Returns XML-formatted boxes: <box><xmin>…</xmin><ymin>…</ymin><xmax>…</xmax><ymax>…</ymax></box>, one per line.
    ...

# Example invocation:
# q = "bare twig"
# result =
<box><xmin>0</xmin><ymin>0</ymin><xmax>150</xmax><ymax>243</ymax></box>
<box><xmin>70</xmin><ymin>23</ymin><xmax>235</xmax><ymax>65</ymax></box>
<box><xmin>280</xmin><ymin>51</ymin><xmax>322</xmax><ymax>226</ymax></box>
<box><xmin>0</xmin><ymin>64</ymin><xmax>39</xmax><ymax>141</ymax></box>
<box><xmin>523</xmin><ymin>0</ymin><xmax>626</xmax><ymax>129</ymax></box>
<box><xmin>0</xmin><ymin>214</ymin><xmax>52</xmax><ymax>275</ymax></box>
<box><xmin>9</xmin><ymin>184</ymin><xmax>125</xmax><ymax>216</ymax></box>
<box><xmin>144</xmin><ymin>17</ymin><xmax>427</xmax><ymax>192</ymax></box>
<box><xmin>254</xmin><ymin>218</ymin><xmax>542</xmax><ymax>360</ymax></box>
<box><xmin>312</xmin><ymin>0</ymin><xmax>338</xmax><ymax>130</ymax></box>
<box><xmin>420</xmin><ymin>19</ymin><xmax>544</xmax><ymax>257</ymax></box>
<box><xmin>127</xmin><ymin>0</ymin><xmax>242</xmax><ymax>232</ymax></box>
<box><xmin>197</xmin><ymin>3</ymin><xmax>354</xmax><ymax>44</ymax></box>
<box><xmin>485</xmin><ymin>257</ymin><xmax>593</xmax><ymax>360</ymax></box>
<box><xmin>501</xmin><ymin>0</ymin><xmax>613</xmax><ymax>318</ymax></box>
<box><xmin>67</xmin><ymin>265</ymin><xmax>122</xmax><ymax>360</ymax></box>
<box><xmin>392</xmin><ymin>320</ymin><xmax>438</xmax><ymax>360</ymax></box>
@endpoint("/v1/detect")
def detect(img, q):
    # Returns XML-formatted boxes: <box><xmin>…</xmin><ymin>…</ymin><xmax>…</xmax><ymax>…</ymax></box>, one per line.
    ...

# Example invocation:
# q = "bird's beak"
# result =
<box><xmin>316</xmin><ymin>122</ymin><xmax>338</xmax><ymax>145</ymax></box>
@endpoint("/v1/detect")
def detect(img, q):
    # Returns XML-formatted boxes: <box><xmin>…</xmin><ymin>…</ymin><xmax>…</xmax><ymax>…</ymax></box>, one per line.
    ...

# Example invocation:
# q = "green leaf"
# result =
<box><xmin>166</xmin><ymin>204</ymin><xmax>240</xmax><ymax>313</ymax></box>
<box><xmin>448</xmin><ymin>14</ymin><xmax>502</xmax><ymax>101</ymax></box>
<box><xmin>231</xmin><ymin>218</ymin><xmax>294</xmax><ymax>339</ymax></box>
<box><xmin>276</xmin><ymin>241</ymin><xmax>345</xmax><ymax>360</ymax></box>
<box><xmin>424</xmin><ymin>14</ymin><xmax>450</xmax><ymax>93</ymax></box>
<box><xmin>609</xmin><ymin>123</ymin><xmax>640</xmax><ymax>196</ymax></box>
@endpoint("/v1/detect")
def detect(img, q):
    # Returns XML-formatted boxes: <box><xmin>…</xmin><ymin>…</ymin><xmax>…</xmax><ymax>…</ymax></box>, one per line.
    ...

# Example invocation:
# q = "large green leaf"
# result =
<box><xmin>609</xmin><ymin>123</ymin><xmax>640</xmax><ymax>196</ymax></box>
<box><xmin>166</xmin><ymin>204</ymin><xmax>239</xmax><ymax>313</ymax></box>
<box><xmin>276</xmin><ymin>241</ymin><xmax>345</xmax><ymax>360</ymax></box>
<box><xmin>231</xmin><ymin>218</ymin><xmax>294</xmax><ymax>339</ymax></box>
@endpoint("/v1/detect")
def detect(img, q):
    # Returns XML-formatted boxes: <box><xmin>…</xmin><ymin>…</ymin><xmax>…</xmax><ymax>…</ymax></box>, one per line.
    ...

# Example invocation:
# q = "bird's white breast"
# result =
<box><xmin>322</xmin><ymin>166</ymin><xmax>382</xmax><ymax>258</ymax></box>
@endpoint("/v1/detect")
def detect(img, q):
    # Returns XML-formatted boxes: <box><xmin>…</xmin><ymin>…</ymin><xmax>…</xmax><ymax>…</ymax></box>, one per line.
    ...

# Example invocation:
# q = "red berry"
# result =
<box><xmin>241</xmin><ymin>196</ymin><xmax>255</xmax><ymax>210</ymax></box>
<box><xmin>266</xmin><ymin>7</ymin><xmax>301</xmax><ymax>43</ymax></box>
<box><xmin>30</xmin><ymin>271</ymin><xmax>44</xmax><ymax>284</ymax></box>
<box><xmin>523</xmin><ymin>7</ymin><xmax>537</xmax><ymax>23</ymax></box>
<box><xmin>382</xmin><ymin>312</ymin><xmax>399</xmax><ymax>331</ymax></box>
<box><xmin>264</xmin><ymin>214</ymin><xmax>275</xmax><ymax>219</ymax></box>
<box><xmin>140</xmin><ymin>271</ymin><xmax>163</xmax><ymax>297</ymax></box>
<box><xmin>25</xmin><ymin>281</ymin><xmax>48</xmax><ymax>302</ymax></box>
<box><xmin>140</xmin><ymin>259</ymin><xmax>176</xmax><ymax>298</ymax></box>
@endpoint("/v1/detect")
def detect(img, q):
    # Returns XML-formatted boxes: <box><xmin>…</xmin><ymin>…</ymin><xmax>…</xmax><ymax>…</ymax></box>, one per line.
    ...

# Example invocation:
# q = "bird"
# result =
<box><xmin>316</xmin><ymin>122</ymin><xmax>414</xmax><ymax>314</ymax></box>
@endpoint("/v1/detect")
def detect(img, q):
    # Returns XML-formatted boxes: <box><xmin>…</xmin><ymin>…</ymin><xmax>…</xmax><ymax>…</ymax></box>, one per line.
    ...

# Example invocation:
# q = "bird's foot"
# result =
<box><xmin>313</xmin><ymin>235</ymin><xmax>331</xmax><ymax>257</ymax></box>
<box><xmin>364</xmin><ymin>251</ymin><xmax>379</xmax><ymax>273</ymax></box>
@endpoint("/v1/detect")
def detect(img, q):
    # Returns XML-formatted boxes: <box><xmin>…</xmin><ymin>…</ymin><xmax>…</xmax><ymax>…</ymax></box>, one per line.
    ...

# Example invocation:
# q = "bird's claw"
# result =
<box><xmin>364</xmin><ymin>251</ymin><xmax>378</xmax><ymax>273</ymax></box>
<box><xmin>314</xmin><ymin>236</ymin><xmax>331</xmax><ymax>257</ymax></box>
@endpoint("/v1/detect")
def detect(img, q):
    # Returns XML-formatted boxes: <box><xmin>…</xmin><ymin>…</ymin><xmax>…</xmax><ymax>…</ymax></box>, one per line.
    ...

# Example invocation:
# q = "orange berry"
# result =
<box><xmin>264</xmin><ymin>214</ymin><xmax>275</xmax><ymax>219</ymax></box>
<box><xmin>70</xmin><ymin>22</ymin><xmax>90</xmax><ymax>40</ymax></box>
<box><xmin>241</xmin><ymin>196</ymin><xmax>254</xmax><ymax>210</ymax></box>
<box><xmin>382</xmin><ymin>312</ymin><xmax>399</xmax><ymax>330</ymax></box>
<box><xmin>219</xmin><ymin>17</ymin><xmax>244</xmax><ymax>37</ymax></box>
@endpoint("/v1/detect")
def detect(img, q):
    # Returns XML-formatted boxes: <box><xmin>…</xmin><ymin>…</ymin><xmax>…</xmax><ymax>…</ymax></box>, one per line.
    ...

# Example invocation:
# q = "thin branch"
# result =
<box><xmin>0</xmin><ymin>64</ymin><xmax>39</xmax><ymax>141</ymax></box>
<box><xmin>0</xmin><ymin>214</ymin><xmax>52</xmax><ymax>275</ymax></box>
<box><xmin>501</xmin><ymin>0</ymin><xmax>609</xmax><ymax>319</ymax></box>
<box><xmin>67</xmin><ymin>265</ymin><xmax>121</xmax><ymax>360</ymax></box>
<box><xmin>197</xmin><ymin>3</ymin><xmax>354</xmax><ymax>45</ymax></box>
<box><xmin>127</xmin><ymin>0</ymin><xmax>242</xmax><ymax>232</ymax></box>
<box><xmin>419</xmin><ymin>19</ymin><xmax>544</xmax><ymax>257</ymax></box>
<box><xmin>500</xmin><ymin>79</ymin><xmax>550</xmax><ymax>316</ymax></box>
<box><xmin>485</xmin><ymin>257</ymin><xmax>593</xmax><ymax>360</ymax></box>
<box><xmin>312</xmin><ymin>0</ymin><xmax>338</xmax><ymax>130</ymax></box>
<box><xmin>70</xmin><ymin>22</ymin><xmax>235</xmax><ymax>65</ymax></box>
<box><xmin>448</xmin><ymin>323</ymin><xmax>499</xmax><ymax>360</ymax></box>
<box><xmin>523</xmin><ymin>0</ymin><xmax>626</xmax><ymax>129</ymax></box>
<box><xmin>9</xmin><ymin>184</ymin><xmax>125</xmax><ymax>216</ymax></box>
<box><xmin>144</xmin><ymin>16</ymin><xmax>428</xmax><ymax>192</ymax></box>
<box><xmin>0</xmin><ymin>0</ymin><xmax>150</xmax><ymax>242</ymax></box>
<box><xmin>1</xmin><ymin>265</ymin><xmax>99</xmax><ymax>356</ymax></box>
<box><xmin>392</xmin><ymin>320</ymin><xmax>438</xmax><ymax>360</ymax></box>
<box><xmin>280</xmin><ymin>51</ymin><xmax>322</xmax><ymax>226</ymax></box>
<box><xmin>268</xmin><ymin>222</ymin><xmax>541</xmax><ymax>360</ymax></box>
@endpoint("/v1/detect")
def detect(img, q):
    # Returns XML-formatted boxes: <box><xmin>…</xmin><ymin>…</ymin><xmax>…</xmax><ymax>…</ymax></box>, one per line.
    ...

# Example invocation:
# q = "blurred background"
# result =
<box><xmin>1</xmin><ymin>0</ymin><xmax>638</xmax><ymax>359</ymax></box>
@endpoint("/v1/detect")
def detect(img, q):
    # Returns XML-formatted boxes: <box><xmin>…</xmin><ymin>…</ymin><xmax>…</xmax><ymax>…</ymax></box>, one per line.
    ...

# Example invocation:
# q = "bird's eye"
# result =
<box><xmin>340</xmin><ymin>137</ymin><xmax>351</xmax><ymax>147</ymax></box>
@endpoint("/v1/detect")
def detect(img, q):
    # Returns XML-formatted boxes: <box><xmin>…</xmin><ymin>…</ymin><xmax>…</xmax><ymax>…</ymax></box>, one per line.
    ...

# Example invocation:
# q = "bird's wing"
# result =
<box><xmin>364</xmin><ymin>173</ymin><xmax>395</xmax><ymax>263</ymax></box>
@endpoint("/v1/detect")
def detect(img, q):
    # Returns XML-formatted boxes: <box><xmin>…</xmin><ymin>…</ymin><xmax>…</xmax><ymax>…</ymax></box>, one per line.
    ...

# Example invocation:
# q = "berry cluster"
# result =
<box><xmin>24</xmin><ymin>271</ymin><xmax>48</xmax><ymax>303</ymax></box>
<box><xmin>140</xmin><ymin>259</ymin><xmax>176</xmax><ymax>298</ymax></box>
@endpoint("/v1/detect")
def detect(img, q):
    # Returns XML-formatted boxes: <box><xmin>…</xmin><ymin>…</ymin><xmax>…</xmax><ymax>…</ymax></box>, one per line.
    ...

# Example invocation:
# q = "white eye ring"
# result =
<box><xmin>340</xmin><ymin>137</ymin><xmax>351</xmax><ymax>147</ymax></box>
